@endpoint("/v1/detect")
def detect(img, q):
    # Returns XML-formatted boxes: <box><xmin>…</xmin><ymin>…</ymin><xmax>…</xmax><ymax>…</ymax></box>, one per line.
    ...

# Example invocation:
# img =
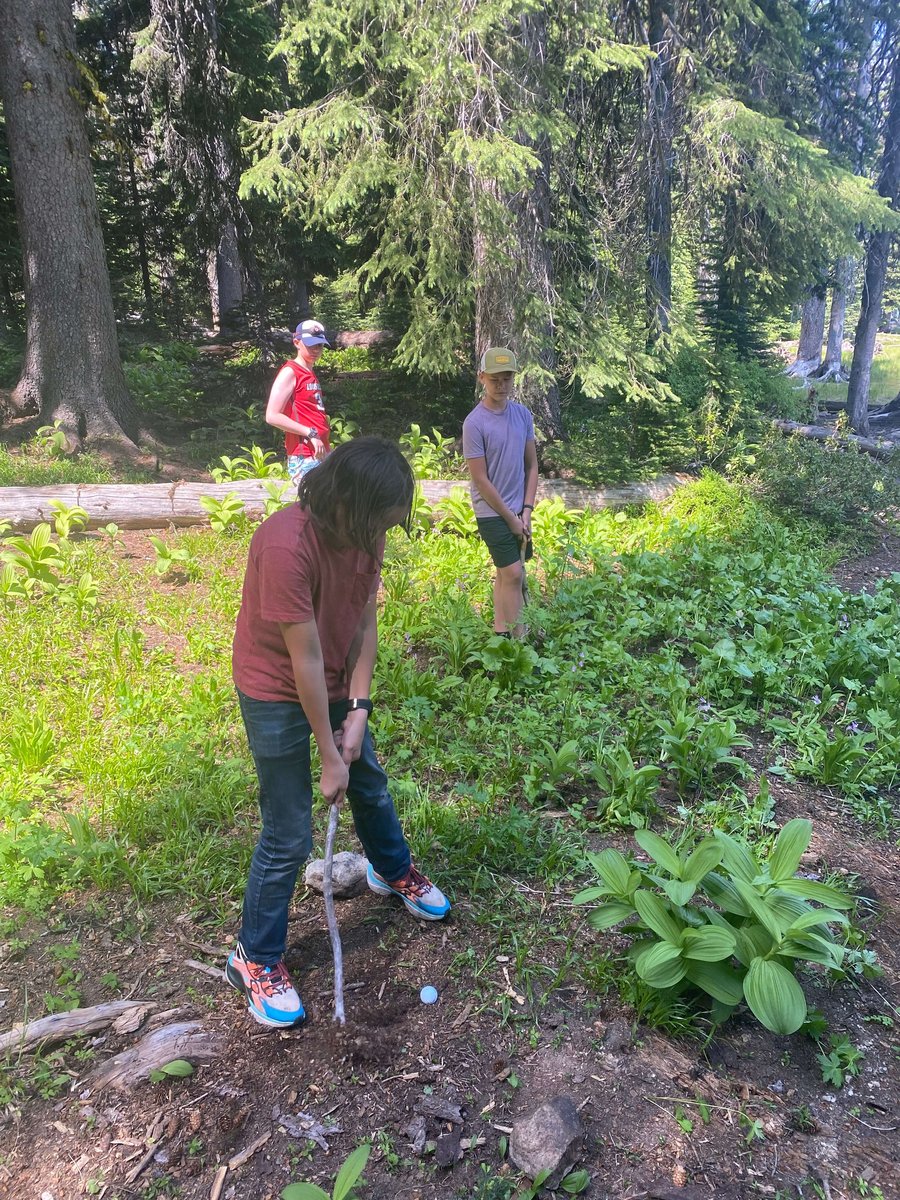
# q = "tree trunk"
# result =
<box><xmin>0</xmin><ymin>0</ymin><xmax>137</xmax><ymax>448</ymax></box>
<box><xmin>207</xmin><ymin>220</ymin><xmax>244</xmax><ymax>332</ymax></box>
<box><xmin>847</xmin><ymin>51</ymin><xmax>900</xmax><ymax>435</ymax></box>
<box><xmin>787</xmin><ymin>287</ymin><xmax>827</xmax><ymax>377</ymax></box>
<box><xmin>126</xmin><ymin>152</ymin><xmax>155</xmax><ymax>321</ymax></box>
<box><xmin>813</xmin><ymin>257</ymin><xmax>853</xmax><ymax>382</ymax></box>
<box><xmin>646</xmin><ymin>0</ymin><xmax>674</xmax><ymax>337</ymax></box>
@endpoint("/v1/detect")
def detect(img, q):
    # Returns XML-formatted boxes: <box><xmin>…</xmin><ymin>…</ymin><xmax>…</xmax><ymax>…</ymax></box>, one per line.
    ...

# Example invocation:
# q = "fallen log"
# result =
<box><xmin>85</xmin><ymin>1019</ymin><xmax>223</xmax><ymax>1091</ymax></box>
<box><xmin>0</xmin><ymin>474</ymin><xmax>694</xmax><ymax>533</ymax></box>
<box><xmin>0</xmin><ymin>999</ymin><xmax>155</xmax><ymax>1055</ymax></box>
<box><xmin>772</xmin><ymin>420</ymin><xmax>897</xmax><ymax>461</ymax></box>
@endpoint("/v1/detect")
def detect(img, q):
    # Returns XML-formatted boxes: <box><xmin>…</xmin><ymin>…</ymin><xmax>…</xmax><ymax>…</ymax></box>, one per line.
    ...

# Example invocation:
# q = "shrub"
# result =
<box><xmin>575</xmin><ymin>818</ymin><xmax>852</xmax><ymax>1035</ymax></box>
<box><xmin>750</xmin><ymin>431</ymin><xmax>900</xmax><ymax>538</ymax></box>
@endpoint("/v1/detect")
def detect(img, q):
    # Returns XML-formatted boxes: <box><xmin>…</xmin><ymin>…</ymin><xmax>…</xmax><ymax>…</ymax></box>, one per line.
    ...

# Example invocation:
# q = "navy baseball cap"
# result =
<box><xmin>294</xmin><ymin>319</ymin><xmax>330</xmax><ymax>347</ymax></box>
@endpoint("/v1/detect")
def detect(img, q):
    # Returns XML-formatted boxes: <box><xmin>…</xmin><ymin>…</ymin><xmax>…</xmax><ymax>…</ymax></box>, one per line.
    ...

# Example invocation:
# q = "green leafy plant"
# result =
<box><xmin>1</xmin><ymin>523</ymin><xmax>63</xmax><ymax>594</ymax></box>
<box><xmin>435</xmin><ymin>486</ymin><xmax>477</xmax><ymax>536</ymax></box>
<box><xmin>281</xmin><ymin>1142</ymin><xmax>371</xmax><ymax>1200</ymax></box>
<box><xmin>148</xmin><ymin>536</ymin><xmax>193</xmax><ymax>577</ymax></box>
<box><xmin>399</xmin><ymin>424</ymin><xmax>460</xmax><ymax>479</ymax></box>
<box><xmin>33</xmin><ymin>420</ymin><xmax>68</xmax><ymax>457</ymax></box>
<box><xmin>574</xmin><ymin>818</ymin><xmax>852</xmax><ymax>1034</ymax></box>
<box><xmin>209</xmin><ymin>445</ymin><xmax>287</xmax><ymax>481</ymax></box>
<box><xmin>656</xmin><ymin>708</ymin><xmax>752</xmax><ymax>794</ymax></box>
<box><xmin>48</xmin><ymin>501</ymin><xmax>89</xmax><ymax>539</ymax></box>
<box><xmin>478</xmin><ymin>635</ymin><xmax>539</xmax><ymax>688</ymax></box>
<box><xmin>148</xmin><ymin>1059</ymin><xmax>194</xmax><ymax>1084</ymax></box>
<box><xmin>328</xmin><ymin>416</ymin><xmax>360</xmax><ymax>445</ymax></box>
<box><xmin>523</xmin><ymin>739</ymin><xmax>581</xmax><ymax>803</ymax></box>
<box><xmin>816</xmin><ymin>1034</ymin><xmax>863</xmax><ymax>1088</ymax></box>
<box><xmin>590</xmin><ymin>739</ymin><xmax>661</xmax><ymax>827</ymax></box>
<box><xmin>199</xmin><ymin>492</ymin><xmax>247</xmax><ymax>533</ymax></box>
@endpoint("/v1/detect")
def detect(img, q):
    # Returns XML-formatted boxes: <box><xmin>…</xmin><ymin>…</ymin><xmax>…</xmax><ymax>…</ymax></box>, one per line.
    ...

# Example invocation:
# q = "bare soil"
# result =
<box><xmin>1</xmin><ymin>549</ymin><xmax>898</xmax><ymax>1200</ymax></box>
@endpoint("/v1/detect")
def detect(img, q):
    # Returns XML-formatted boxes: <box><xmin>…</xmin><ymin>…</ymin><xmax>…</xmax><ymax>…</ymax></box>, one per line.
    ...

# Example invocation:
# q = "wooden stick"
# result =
<box><xmin>323</xmin><ymin>801</ymin><xmax>345</xmax><ymax>1025</ymax></box>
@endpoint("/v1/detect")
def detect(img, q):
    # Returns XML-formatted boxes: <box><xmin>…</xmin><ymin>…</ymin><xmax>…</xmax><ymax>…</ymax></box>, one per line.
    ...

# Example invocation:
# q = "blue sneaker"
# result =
<box><xmin>367</xmin><ymin>864</ymin><xmax>451</xmax><ymax>921</ymax></box>
<box><xmin>224</xmin><ymin>941</ymin><xmax>305</xmax><ymax>1028</ymax></box>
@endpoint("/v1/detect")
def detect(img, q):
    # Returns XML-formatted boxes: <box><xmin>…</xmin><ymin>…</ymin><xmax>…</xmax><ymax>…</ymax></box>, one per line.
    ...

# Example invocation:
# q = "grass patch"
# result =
<box><xmin>3</xmin><ymin>471</ymin><xmax>898</xmax><ymax>921</ymax></box>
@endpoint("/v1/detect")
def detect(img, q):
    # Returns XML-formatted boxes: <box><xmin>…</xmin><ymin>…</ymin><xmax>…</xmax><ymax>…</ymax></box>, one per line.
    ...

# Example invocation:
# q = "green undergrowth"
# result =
<box><xmin>2</xmin><ymin>476</ymin><xmax>898</xmax><ymax>967</ymax></box>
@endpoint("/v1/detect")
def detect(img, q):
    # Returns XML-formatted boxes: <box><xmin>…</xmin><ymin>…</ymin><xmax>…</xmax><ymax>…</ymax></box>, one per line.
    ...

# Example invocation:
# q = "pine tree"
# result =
<box><xmin>0</xmin><ymin>0</ymin><xmax>136</xmax><ymax>448</ymax></box>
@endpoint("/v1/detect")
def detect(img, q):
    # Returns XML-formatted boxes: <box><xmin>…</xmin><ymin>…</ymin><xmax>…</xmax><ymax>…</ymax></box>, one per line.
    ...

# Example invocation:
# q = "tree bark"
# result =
<box><xmin>847</xmin><ymin>50</ymin><xmax>900</xmax><ymax>435</ymax></box>
<box><xmin>126</xmin><ymin>151</ymin><xmax>155</xmax><ymax>321</ymax></box>
<box><xmin>646</xmin><ymin>0</ymin><xmax>674</xmax><ymax>337</ymax></box>
<box><xmin>787</xmin><ymin>287</ymin><xmax>827</xmax><ymax>377</ymax></box>
<box><xmin>207</xmin><ymin>220</ymin><xmax>244</xmax><ymax>332</ymax></box>
<box><xmin>812</xmin><ymin>257</ymin><xmax>853</xmax><ymax>382</ymax></box>
<box><xmin>0</xmin><ymin>0</ymin><xmax>137</xmax><ymax>448</ymax></box>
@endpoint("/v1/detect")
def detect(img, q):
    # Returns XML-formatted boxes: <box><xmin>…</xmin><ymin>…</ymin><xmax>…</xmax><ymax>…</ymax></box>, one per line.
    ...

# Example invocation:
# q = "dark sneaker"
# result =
<box><xmin>367</xmin><ymin>864</ymin><xmax>451</xmax><ymax>921</ymax></box>
<box><xmin>224</xmin><ymin>941</ymin><xmax>305</xmax><ymax>1028</ymax></box>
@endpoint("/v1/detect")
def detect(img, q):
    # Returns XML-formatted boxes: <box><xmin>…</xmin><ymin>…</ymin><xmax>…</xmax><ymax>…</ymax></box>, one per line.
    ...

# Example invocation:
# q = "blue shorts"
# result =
<box><xmin>287</xmin><ymin>455</ymin><xmax>321</xmax><ymax>482</ymax></box>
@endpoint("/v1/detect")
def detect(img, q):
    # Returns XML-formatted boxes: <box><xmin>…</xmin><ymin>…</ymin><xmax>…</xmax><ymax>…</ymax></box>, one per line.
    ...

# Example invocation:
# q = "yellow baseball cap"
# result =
<box><xmin>480</xmin><ymin>347</ymin><xmax>518</xmax><ymax>374</ymax></box>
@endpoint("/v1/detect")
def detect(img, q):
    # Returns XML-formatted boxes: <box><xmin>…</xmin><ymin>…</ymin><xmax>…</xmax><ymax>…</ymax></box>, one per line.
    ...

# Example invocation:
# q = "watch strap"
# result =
<box><xmin>347</xmin><ymin>697</ymin><xmax>373</xmax><ymax>714</ymax></box>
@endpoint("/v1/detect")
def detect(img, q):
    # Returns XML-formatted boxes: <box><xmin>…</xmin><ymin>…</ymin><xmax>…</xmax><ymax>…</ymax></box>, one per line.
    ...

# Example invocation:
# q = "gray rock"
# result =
<box><xmin>603</xmin><ymin>1017</ymin><xmax>634</xmax><ymax>1054</ymax></box>
<box><xmin>510</xmin><ymin>1096</ymin><xmax>582</xmax><ymax>1181</ymax></box>
<box><xmin>304</xmin><ymin>852</ymin><xmax>369</xmax><ymax>898</ymax></box>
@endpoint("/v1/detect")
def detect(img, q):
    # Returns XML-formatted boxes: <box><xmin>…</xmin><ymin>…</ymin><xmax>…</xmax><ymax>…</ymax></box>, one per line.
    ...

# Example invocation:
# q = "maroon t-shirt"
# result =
<box><xmin>232</xmin><ymin>504</ymin><xmax>381</xmax><ymax>703</ymax></box>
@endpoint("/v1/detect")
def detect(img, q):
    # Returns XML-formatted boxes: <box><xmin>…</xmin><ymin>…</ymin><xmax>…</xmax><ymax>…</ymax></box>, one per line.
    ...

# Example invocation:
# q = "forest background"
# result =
<box><xmin>0</xmin><ymin>0</ymin><xmax>899</xmax><ymax>480</ymax></box>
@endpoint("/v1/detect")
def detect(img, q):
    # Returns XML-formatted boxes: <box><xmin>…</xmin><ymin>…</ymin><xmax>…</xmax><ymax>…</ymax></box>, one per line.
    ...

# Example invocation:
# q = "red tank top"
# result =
<box><xmin>281</xmin><ymin>361</ymin><xmax>331</xmax><ymax>457</ymax></box>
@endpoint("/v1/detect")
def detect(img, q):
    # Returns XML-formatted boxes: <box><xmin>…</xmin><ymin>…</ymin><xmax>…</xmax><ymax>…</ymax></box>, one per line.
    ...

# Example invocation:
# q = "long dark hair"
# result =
<box><xmin>298</xmin><ymin>437</ymin><xmax>414</xmax><ymax>555</ymax></box>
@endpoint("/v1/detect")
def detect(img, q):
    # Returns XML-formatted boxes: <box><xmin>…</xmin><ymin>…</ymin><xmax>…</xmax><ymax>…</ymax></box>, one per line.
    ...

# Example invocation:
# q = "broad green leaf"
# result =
<box><xmin>743</xmin><ymin>958</ymin><xmax>807</xmax><ymax>1034</ymax></box>
<box><xmin>777</xmin><ymin>879</ymin><xmax>853</xmax><ymax>909</ymax></box>
<box><xmin>733</xmin><ymin>880</ymin><xmax>786</xmax><ymax>942</ymax></box>
<box><xmin>684</xmin><ymin>960</ymin><xmax>745</xmax><ymax>1006</ymax></box>
<box><xmin>634</xmin><ymin>940</ymin><xmax>686</xmax><ymax>989</ymax></box>
<box><xmin>160</xmin><ymin>1059</ymin><xmax>193</xmax><ymax>1078</ymax></box>
<box><xmin>767</xmin><ymin>818</ymin><xmax>812</xmax><ymax>881</ymax></box>
<box><xmin>588</xmin><ymin>902</ymin><xmax>635</xmax><ymax>930</ymax></box>
<box><xmin>635</xmin><ymin>830</ymin><xmax>682</xmax><ymax>877</ymax></box>
<box><xmin>334</xmin><ymin>1144</ymin><xmax>371</xmax><ymax>1200</ymax></box>
<box><xmin>680</xmin><ymin>924</ymin><xmax>738</xmax><ymax>962</ymax></box>
<box><xmin>634</xmin><ymin>891</ymin><xmax>684</xmax><ymax>945</ymax></box>
<box><xmin>702</xmin><ymin>873</ymin><xmax>750</xmax><ymax>916</ymax></box>
<box><xmin>281</xmin><ymin>1185</ymin><xmax>330</xmax><ymax>1200</ymax></box>
<box><xmin>662</xmin><ymin>879</ymin><xmax>696</xmax><ymax>907</ymax></box>
<box><xmin>561</xmin><ymin>1168</ymin><xmax>591</xmax><ymax>1194</ymax></box>
<box><xmin>683</xmin><ymin>839</ymin><xmax>723</xmax><ymax>883</ymax></box>
<box><xmin>777</xmin><ymin>934</ymin><xmax>844</xmax><ymax>969</ymax></box>
<box><xmin>572</xmin><ymin>885</ymin><xmax>609</xmax><ymax>905</ymax></box>
<box><xmin>786</xmin><ymin>908</ymin><xmax>848</xmax><ymax>932</ymax></box>
<box><xmin>589</xmin><ymin>848</ymin><xmax>633</xmax><ymax>895</ymax></box>
<box><xmin>713</xmin><ymin>831</ymin><xmax>758</xmax><ymax>883</ymax></box>
<box><xmin>733</xmin><ymin>923</ymin><xmax>774</xmax><ymax>967</ymax></box>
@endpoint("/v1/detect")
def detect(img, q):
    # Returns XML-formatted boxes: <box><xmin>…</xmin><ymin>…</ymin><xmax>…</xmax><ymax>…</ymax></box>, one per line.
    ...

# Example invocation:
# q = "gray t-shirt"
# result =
<box><xmin>462</xmin><ymin>400</ymin><xmax>535</xmax><ymax>519</ymax></box>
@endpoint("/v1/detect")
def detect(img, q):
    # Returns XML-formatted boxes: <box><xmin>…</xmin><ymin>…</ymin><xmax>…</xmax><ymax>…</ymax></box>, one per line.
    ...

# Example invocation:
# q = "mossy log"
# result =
<box><xmin>0</xmin><ymin>474</ymin><xmax>693</xmax><ymax>533</ymax></box>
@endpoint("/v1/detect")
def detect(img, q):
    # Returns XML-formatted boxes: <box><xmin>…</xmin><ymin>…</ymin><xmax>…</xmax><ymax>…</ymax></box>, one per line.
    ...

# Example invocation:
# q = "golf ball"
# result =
<box><xmin>420</xmin><ymin>985</ymin><xmax>439</xmax><ymax>1005</ymax></box>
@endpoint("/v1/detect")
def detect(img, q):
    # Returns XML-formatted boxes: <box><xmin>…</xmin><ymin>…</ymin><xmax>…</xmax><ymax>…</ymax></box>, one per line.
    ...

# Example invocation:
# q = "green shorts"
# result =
<box><xmin>476</xmin><ymin>517</ymin><xmax>532</xmax><ymax>568</ymax></box>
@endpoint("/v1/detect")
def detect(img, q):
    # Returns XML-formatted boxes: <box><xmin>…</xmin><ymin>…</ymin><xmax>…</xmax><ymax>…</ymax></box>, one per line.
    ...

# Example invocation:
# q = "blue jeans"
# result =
<box><xmin>236</xmin><ymin>689</ymin><xmax>411</xmax><ymax>964</ymax></box>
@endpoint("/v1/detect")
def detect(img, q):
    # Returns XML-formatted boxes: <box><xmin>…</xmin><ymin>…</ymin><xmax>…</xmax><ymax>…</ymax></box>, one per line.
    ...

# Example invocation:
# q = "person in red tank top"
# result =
<box><xmin>265</xmin><ymin>319</ymin><xmax>333</xmax><ymax>483</ymax></box>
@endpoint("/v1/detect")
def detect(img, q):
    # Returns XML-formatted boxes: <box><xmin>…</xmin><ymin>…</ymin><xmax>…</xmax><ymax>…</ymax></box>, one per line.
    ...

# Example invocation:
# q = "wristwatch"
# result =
<box><xmin>347</xmin><ymin>698</ymin><xmax>373</xmax><ymax>714</ymax></box>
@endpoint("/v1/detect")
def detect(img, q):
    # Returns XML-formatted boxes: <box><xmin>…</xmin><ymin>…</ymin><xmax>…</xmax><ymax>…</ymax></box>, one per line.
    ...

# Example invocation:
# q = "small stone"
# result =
<box><xmin>304</xmin><ymin>852</ymin><xmax>369</xmax><ymax>898</ymax></box>
<box><xmin>510</xmin><ymin>1096</ymin><xmax>582</xmax><ymax>1181</ymax></box>
<box><xmin>602</xmin><ymin>1017</ymin><xmax>633</xmax><ymax>1055</ymax></box>
<box><xmin>435</xmin><ymin>1126</ymin><xmax>463</xmax><ymax>1168</ymax></box>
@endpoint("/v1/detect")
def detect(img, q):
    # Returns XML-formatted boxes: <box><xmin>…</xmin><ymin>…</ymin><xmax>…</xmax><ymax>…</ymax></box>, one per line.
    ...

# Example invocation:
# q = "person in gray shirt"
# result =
<box><xmin>462</xmin><ymin>347</ymin><xmax>539</xmax><ymax>638</ymax></box>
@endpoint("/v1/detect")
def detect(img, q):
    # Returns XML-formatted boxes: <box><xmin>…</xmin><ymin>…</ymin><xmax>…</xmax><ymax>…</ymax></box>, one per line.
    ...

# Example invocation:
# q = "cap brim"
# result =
<box><xmin>300</xmin><ymin>335</ymin><xmax>329</xmax><ymax>347</ymax></box>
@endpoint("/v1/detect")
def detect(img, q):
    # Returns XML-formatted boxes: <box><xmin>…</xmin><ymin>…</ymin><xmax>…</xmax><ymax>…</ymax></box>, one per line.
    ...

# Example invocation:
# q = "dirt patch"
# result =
<box><xmin>831</xmin><ymin>533</ymin><xmax>900</xmax><ymax>593</ymax></box>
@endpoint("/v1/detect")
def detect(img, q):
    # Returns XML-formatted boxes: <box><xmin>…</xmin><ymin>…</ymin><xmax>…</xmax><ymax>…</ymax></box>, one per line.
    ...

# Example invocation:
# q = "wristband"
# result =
<box><xmin>522</xmin><ymin>504</ymin><xmax>534</xmax><ymax>510</ymax></box>
<box><xmin>347</xmin><ymin>698</ymin><xmax>373</xmax><ymax>714</ymax></box>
